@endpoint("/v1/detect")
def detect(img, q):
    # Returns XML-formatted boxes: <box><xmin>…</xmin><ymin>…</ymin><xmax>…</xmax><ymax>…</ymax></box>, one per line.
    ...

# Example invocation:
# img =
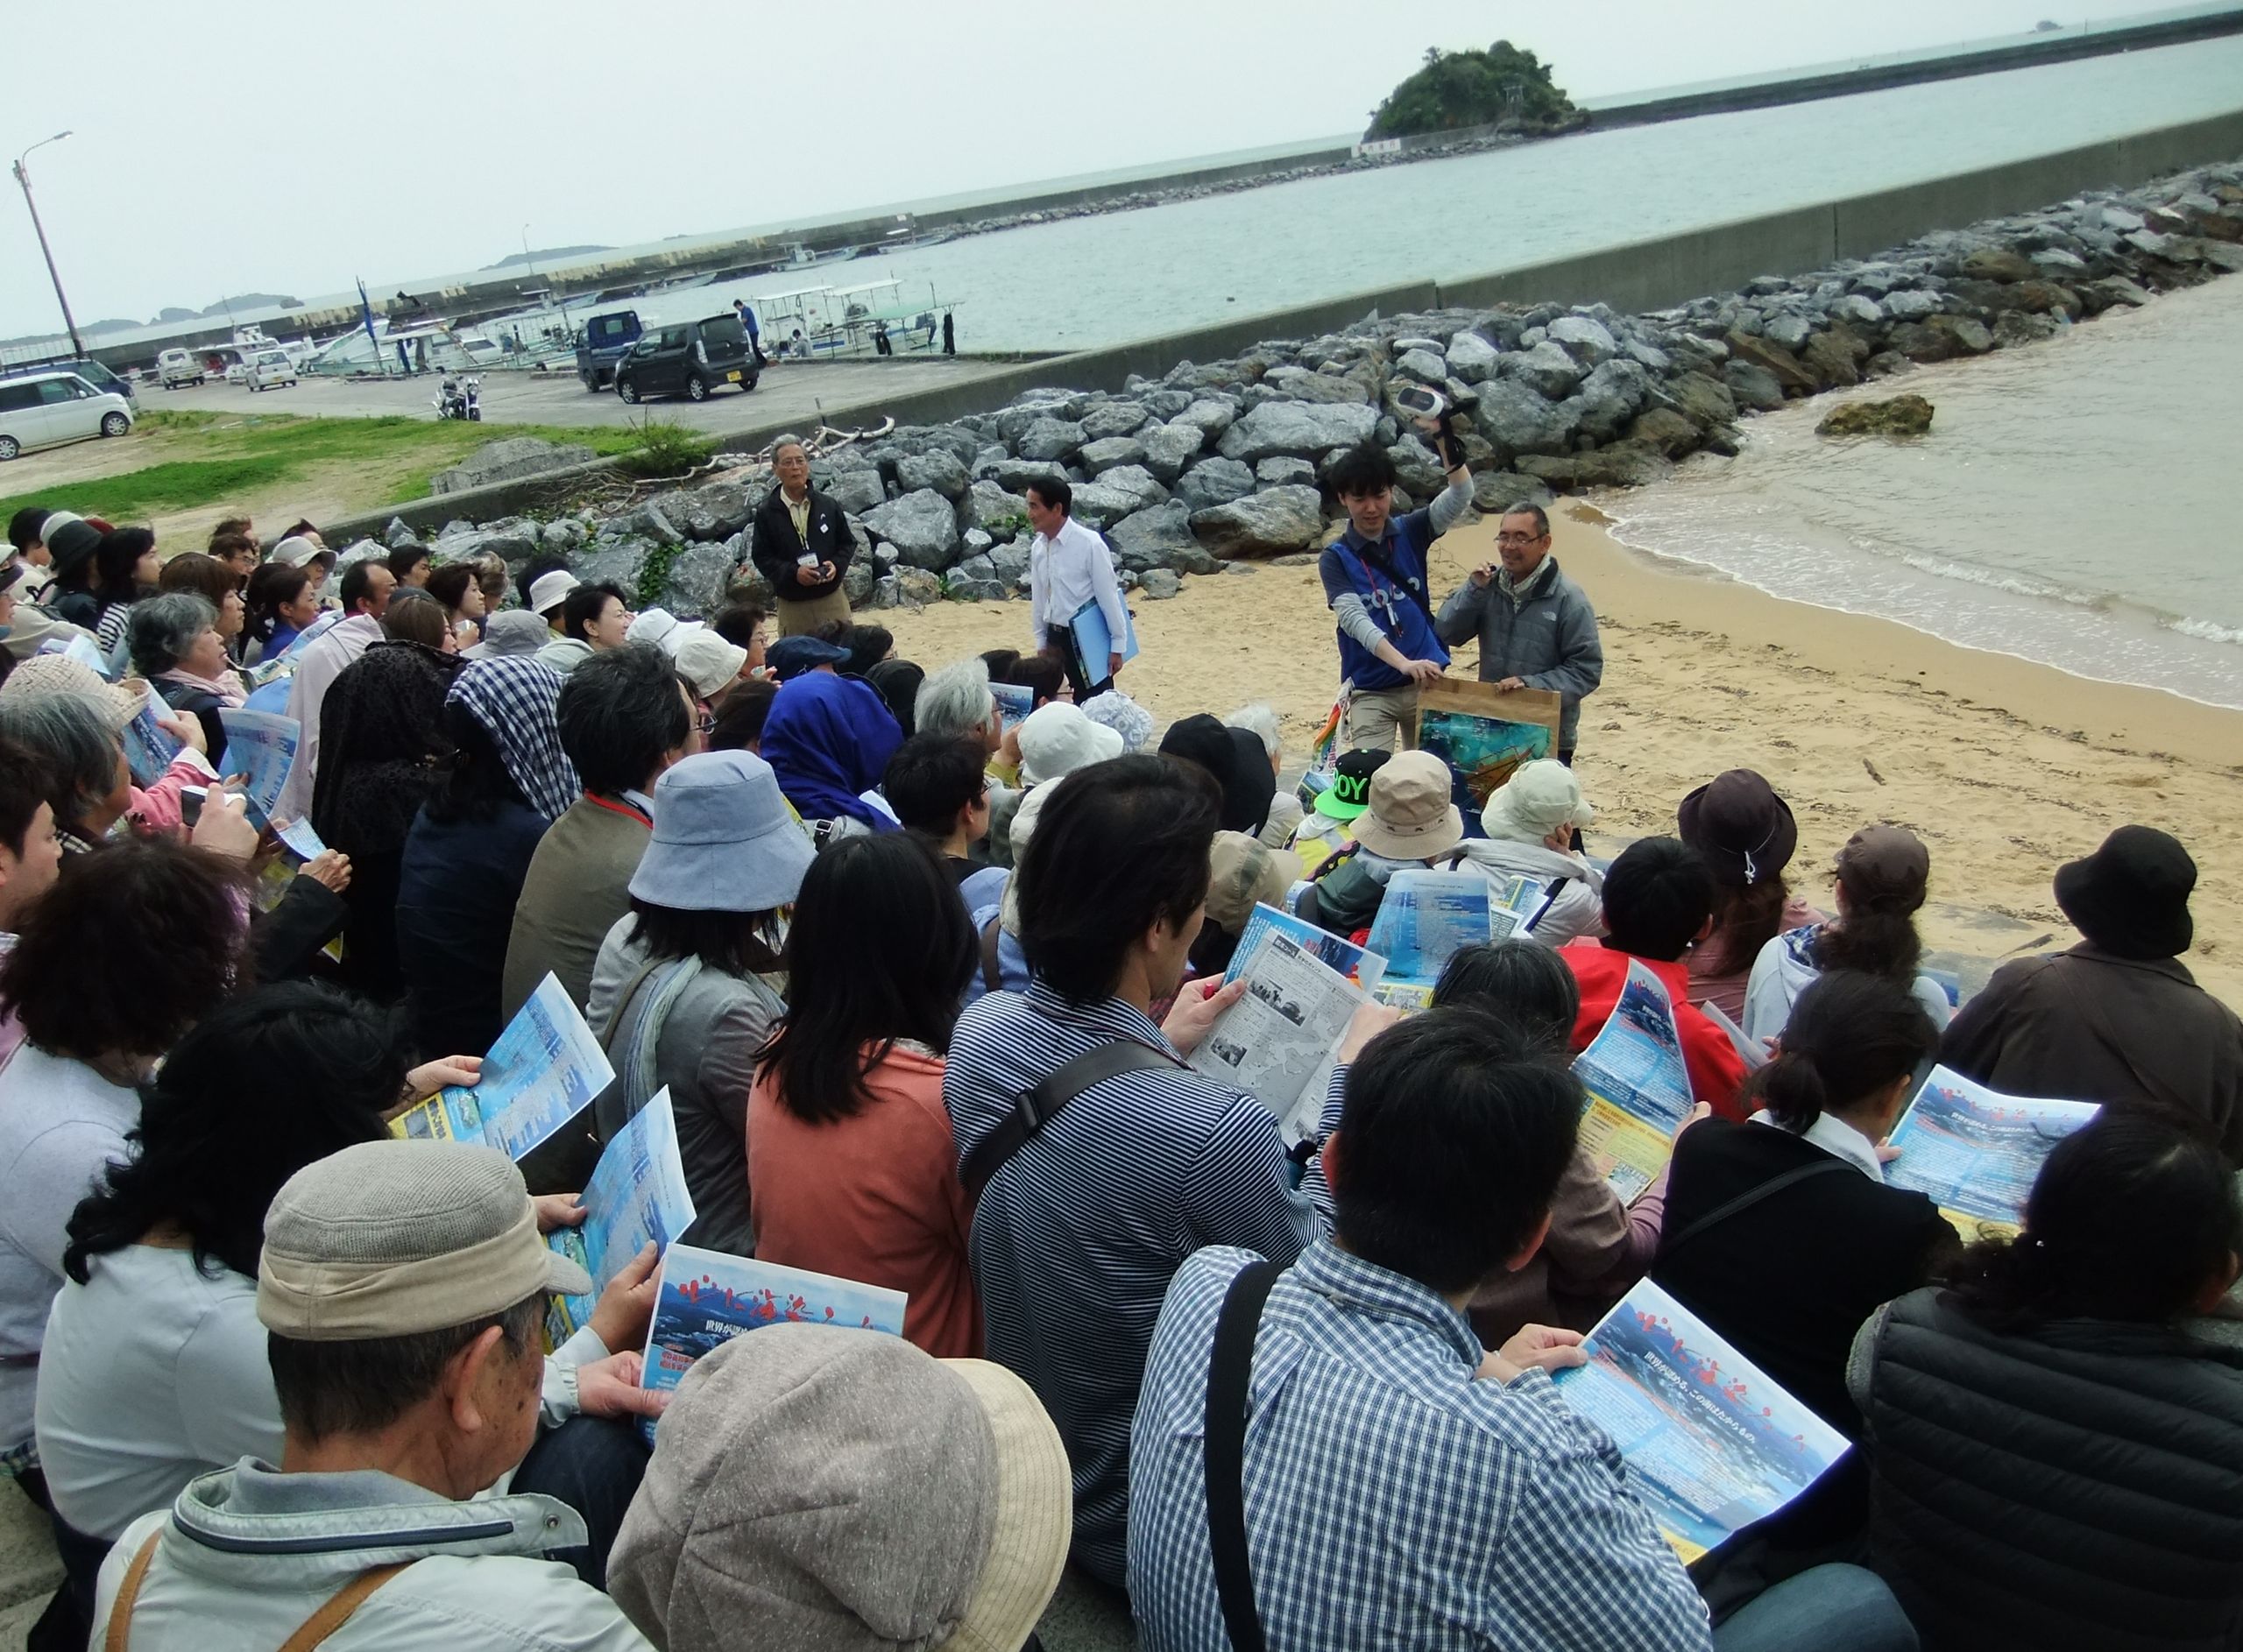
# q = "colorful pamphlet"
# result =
<box><xmin>1224</xmin><ymin>902</ymin><xmax>1387</xmax><ymax>996</ymax></box>
<box><xmin>38</xmin><ymin>633</ymin><xmax>110</xmax><ymax>676</ymax></box>
<box><xmin>1884</xmin><ymin>1065</ymin><xmax>2099</xmax><ymax>1238</ymax></box>
<box><xmin>1554</xmin><ymin>1278</ymin><xmax>1850</xmax><ymax>1563</ymax></box>
<box><xmin>215</xmin><ymin>709</ymin><xmax>301</xmax><ymax>828</ymax></box>
<box><xmin>1412</xmin><ymin>678</ymin><xmax>1560</xmax><ymax>821</ymax></box>
<box><xmin>1365</xmin><ymin>869</ymin><xmax>1492</xmax><ymax>985</ymax></box>
<box><xmin>390</xmin><ymin>973</ymin><xmax>613</xmax><ymax>1164</ymax></box>
<box><xmin>1701</xmin><ymin>1001</ymin><xmax>1772</xmax><ymax>1073</ymax></box>
<box><xmin>119</xmin><ymin>696</ymin><xmax>182</xmax><ymax>786</ymax></box>
<box><xmin>545</xmin><ymin>1089</ymin><xmax>697</xmax><ymax>1346</ymax></box>
<box><xmin>990</xmin><ymin>681</ymin><xmax>1033</xmax><ymax>731</ymax></box>
<box><xmin>640</xmin><ymin>1246</ymin><xmax>906</xmax><ymax>1422</ymax></box>
<box><xmin>1194</xmin><ymin>928</ymin><xmax>1367</xmax><ymax>1145</ymax></box>
<box><xmin>1572</xmin><ymin>959</ymin><xmax>1695</xmax><ymax>1202</ymax></box>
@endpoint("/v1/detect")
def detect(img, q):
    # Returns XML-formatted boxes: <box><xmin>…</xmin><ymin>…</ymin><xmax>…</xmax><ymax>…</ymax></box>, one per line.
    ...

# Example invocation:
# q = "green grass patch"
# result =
<box><xmin>0</xmin><ymin>413</ymin><xmax>645</xmax><ymax>526</ymax></box>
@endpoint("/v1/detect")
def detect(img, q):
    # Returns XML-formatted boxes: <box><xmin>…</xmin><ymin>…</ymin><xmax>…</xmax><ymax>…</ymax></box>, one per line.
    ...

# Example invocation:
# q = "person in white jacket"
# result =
<box><xmin>1458</xmin><ymin>758</ymin><xmax>1605</xmax><ymax>948</ymax></box>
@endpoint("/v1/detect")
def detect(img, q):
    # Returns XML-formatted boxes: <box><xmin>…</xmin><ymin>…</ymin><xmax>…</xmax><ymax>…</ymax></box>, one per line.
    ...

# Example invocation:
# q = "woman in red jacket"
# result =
<box><xmin>747</xmin><ymin>833</ymin><xmax>983</xmax><ymax>1357</ymax></box>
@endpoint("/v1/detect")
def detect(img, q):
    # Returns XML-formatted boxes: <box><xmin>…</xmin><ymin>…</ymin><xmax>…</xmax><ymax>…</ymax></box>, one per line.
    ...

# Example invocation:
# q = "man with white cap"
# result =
<box><xmin>1458</xmin><ymin>757</ymin><xmax>1604</xmax><ymax>947</ymax></box>
<box><xmin>528</xmin><ymin>568</ymin><xmax>582</xmax><ymax>634</ymax></box>
<box><xmin>89</xmin><ymin>1140</ymin><xmax>659</xmax><ymax>1649</ymax></box>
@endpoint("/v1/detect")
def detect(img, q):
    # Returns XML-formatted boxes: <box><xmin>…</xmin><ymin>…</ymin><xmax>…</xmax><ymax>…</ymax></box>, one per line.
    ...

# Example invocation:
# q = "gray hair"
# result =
<box><xmin>1223</xmin><ymin>703</ymin><xmax>1282</xmax><ymax>760</ymax></box>
<box><xmin>0</xmin><ymin>690</ymin><xmax>121</xmax><ymax>821</ymax></box>
<box><xmin>1501</xmin><ymin>501</ymin><xmax>1552</xmax><ymax>537</ymax></box>
<box><xmin>771</xmin><ymin>434</ymin><xmax>808</xmax><ymax>462</ymax></box>
<box><xmin>914</xmin><ymin>657</ymin><xmax>997</xmax><ymax>742</ymax></box>
<box><xmin>128</xmin><ymin>592</ymin><xmax>218</xmax><ymax>678</ymax></box>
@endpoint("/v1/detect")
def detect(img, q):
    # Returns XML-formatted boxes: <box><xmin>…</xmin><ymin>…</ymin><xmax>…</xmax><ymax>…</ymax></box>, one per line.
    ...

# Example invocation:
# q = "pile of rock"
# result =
<box><xmin>405</xmin><ymin>159</ymin><xmax>2242</xmax><ymax>618</ymax></box>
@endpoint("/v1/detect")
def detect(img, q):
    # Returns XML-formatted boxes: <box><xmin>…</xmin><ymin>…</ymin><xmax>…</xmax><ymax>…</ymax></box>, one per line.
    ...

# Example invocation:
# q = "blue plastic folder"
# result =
<box><xmin>1068</xmin><ymin>597</ymin><xmax>1139</xmax><ymax>680</ymax></box>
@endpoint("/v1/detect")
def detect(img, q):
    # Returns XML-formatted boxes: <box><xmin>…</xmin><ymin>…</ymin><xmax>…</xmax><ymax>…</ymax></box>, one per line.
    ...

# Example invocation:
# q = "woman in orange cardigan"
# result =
<box><xmin>747</xmin><ymin>832</ymin><xmax>984</xmax><ymax>1357</ymax></box>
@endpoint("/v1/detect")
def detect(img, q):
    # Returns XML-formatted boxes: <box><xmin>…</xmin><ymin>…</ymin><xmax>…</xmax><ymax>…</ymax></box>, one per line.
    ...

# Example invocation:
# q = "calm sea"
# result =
<box><xmin>628</xmin><ymin>37</ymin><xmax>2243</xmax><ymax>702</ymax></box>
<box><xmin>1601</xmin><ymin>272</ymin><xmax>2243</xmax><ymax>710</ymax></box>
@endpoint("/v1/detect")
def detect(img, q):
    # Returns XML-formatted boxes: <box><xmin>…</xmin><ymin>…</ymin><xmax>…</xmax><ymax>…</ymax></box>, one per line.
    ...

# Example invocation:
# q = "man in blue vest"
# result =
<box><xmin>1316</xmin><ymin>419</ymin><xmax>1472</xmax><ymax>751</ymax></box>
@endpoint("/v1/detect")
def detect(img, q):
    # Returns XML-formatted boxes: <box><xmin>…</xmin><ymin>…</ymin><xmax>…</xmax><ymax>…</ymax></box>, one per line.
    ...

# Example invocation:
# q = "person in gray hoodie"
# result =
<box><xmin>1435</xmin><ymin>502</ymin><xmax>1603</xmax><ymax>757</ymax></box>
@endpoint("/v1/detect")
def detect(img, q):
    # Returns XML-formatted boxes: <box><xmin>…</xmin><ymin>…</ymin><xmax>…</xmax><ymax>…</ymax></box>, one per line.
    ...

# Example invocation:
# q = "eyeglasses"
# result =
<box><xmin>1496</xmin><ymin>532</ymin><xmax>1547</xmax><ymax>547</ymax></box>
<box><xmin>695</xmin><ymin>713</ymin><xmax>716</xmax><ymax>735</ymax></box>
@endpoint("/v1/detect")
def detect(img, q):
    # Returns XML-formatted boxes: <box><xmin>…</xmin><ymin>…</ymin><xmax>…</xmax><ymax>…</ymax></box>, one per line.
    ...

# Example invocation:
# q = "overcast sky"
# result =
<box><xmin>0</xmin><ymin>0</ymin><xmax>2190</xmax><ymax>332</ymax></box>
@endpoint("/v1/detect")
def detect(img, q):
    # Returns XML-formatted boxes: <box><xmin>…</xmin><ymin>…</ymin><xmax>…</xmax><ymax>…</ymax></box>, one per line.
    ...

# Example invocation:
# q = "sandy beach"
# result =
<box><xmin>878</xmin><ymin>505</ymin><xmax>2243</xmax><ymax>1005</ymax></box>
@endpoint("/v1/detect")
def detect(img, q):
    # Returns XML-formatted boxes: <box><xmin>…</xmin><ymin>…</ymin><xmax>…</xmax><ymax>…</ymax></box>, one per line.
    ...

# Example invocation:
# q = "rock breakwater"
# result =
<box><xmin>377</xmin><ymin>159</ymin><xmax>2243</xmax><ymax>618</ymax></box>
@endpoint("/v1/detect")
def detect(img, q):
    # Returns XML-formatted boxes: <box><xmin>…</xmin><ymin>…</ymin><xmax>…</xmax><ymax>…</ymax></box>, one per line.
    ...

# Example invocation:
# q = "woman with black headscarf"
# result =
<box><xmin>310</xmin><ymin>634</ymin><xmax>463</xmax><ymax>1001</ymax></box>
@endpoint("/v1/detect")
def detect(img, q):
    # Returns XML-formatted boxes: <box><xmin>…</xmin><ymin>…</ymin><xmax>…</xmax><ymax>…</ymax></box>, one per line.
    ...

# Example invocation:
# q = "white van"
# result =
<box><xmin>157</xmin><ymin>348</ymin><xmax>208</xmax><ymax>388</ymax></box>
<box><xmin>0</xmin><ymin>372</ymin><xmax>134</xmax><ymax>460</ymax></box>
<box><xmin>245</xmin><ymin>349</ymin><xmax>298</xmax><ymax>392</ymax></box>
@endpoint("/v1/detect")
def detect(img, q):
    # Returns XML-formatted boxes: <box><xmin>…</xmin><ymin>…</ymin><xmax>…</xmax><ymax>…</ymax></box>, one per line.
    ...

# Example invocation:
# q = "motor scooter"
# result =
<box><xmin>433</xmin><ymin>374</ymin><xmax>482</xmax><ymax>420</ymax></box>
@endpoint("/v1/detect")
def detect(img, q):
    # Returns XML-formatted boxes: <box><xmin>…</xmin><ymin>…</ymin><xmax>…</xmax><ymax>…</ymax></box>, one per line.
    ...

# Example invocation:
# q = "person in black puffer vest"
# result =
<box><xmin>1850</xmin><ymin>1111</ymin><xmax>2243</xmax><ymax>1652</ymax></box>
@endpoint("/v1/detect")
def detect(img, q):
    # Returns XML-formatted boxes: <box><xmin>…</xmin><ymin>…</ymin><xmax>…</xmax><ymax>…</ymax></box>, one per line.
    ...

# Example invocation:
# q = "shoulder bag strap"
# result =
<box><xmin>980</xmin><ymin>916</ymin><xmax>1004</xmax><ymax>993</ymax></box>
<box><xmin>103</xmin><ymin>1530</ymin><xmax>164</xmax><ymax>1652</ymax></box>
<box><xmin>959</xmin><ymin>1041</ymin><xmax>1179</xmax><ymax>1203</ymax></box>
<box><xmin>1206</xmin><ymin>1259</ymin><xmax>1281</xmax><ymax>1652</ymax></box>
<box><xmin>599</xmin><ymin>957</ymin><xmax>668</xmax><ymax>1055</ymax></box>
<box><xmin>1523</xmin><ymin>874</ymin><xmax>1573</xmax><ymax>934</ymax></box>
<box><xmin>278</xmin><ymin>1564</ymin><xmax>412</xmax><ymax>1652</ymax></box>
<box><xmin>1659</xmin><ymin>1159</ymin><xmax>1854</xmax><ymax>1258</ymax></box>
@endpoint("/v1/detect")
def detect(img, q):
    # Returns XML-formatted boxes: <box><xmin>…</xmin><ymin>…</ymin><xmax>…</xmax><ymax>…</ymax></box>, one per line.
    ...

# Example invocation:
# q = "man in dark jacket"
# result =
<box><xmin>1942</xmin><ymin>824</ymin><xmax>2243</xmax><ymax>1161</ymax></box>
<box><xmin>1435</xmin><ymin>504</ymin><xmax>1603</xmax><ymax>759</ymax></box>
<box><xmin>748</xmin><ymin>434</ymin><xmax>854</xmax><ymax>637</ymax></box>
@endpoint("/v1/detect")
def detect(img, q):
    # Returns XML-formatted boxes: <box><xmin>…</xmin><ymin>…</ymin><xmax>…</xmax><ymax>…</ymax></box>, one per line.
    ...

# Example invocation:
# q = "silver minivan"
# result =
<box><xmin>0</xmin><ymin>371</ymin><xmax>135</xmax><ymax>460</ymax></box>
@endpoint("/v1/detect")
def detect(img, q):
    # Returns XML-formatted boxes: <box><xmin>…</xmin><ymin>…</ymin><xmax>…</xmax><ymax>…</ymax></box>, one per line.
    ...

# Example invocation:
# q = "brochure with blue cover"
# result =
<box><xmin>215</xmin><ymin>709</ymin><xmax>300</xmax><ymax>828</ymax></box>
<box><xmin>1364</xmin><ymin>869</ymin><xmax>1491</xmax><ymax>985</ymax></box>
<box><xmin>545</xmin><ymin>1089</ymin><xmax>697</xmax><ymax>1345</ymax></box>
<box><xmin>1555</xmin><ymin>1278</ymin><xmax>1850</xmax><ymax>1563</ymax></box>
<box><xmin>1223</xmin><ymin>902</ymin><xmax>1387</xmax><ymax>996</ymax></box>
<box><xmin>640</xmin><ymin>1246</ymin><xmax>906</xmax><ymax>1421</ymax></box>
<box><xmin>390</xmin><ymin>973</ymin><xmax>614</xmax><ymax>1165</ymax></box>
<box><xmin>1884</xmin><ymin>1065</ymin><xmax>2099</xmax><ymax>1238</ymax></box>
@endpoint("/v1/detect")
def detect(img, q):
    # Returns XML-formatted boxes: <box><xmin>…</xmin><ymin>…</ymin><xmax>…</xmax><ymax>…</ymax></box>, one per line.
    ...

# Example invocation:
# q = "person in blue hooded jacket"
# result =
<box><xmin>760</xmin><ymin>634</ymin><xmax>903</xmax><ymax>841</ymax></box>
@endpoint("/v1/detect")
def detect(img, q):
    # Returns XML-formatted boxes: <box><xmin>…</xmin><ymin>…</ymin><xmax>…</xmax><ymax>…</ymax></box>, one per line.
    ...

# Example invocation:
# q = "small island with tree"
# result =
<box><xmin>1365</xmin><ymin>40</ymin><xmax>1584</xmax><ymax>141</ymax></box>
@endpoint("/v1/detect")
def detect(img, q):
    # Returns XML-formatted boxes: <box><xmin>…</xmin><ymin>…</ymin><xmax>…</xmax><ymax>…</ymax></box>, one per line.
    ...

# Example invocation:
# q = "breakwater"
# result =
<box><xmin>326</xmin><ymin>143</ymin><xmax>2241</xmax><ymax>652</ymax></box>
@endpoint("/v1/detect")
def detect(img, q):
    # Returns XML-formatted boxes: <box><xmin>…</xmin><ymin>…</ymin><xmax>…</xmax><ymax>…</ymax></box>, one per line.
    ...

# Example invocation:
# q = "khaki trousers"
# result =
<box><xmin>1341</xmin><ymin>683</ymin><xmax>1419</xmax><ymax>752</ymax></box>
<box><xmin>775</xmin><ymin>589</ymin><xmax>853</xmax><ymax>636</ymax></box>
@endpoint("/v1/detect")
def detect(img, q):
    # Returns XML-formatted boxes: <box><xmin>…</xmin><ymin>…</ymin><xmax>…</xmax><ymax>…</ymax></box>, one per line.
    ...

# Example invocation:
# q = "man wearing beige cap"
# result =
<box><xmin>90</xmin><ymin>1141</ymin><xmax>659</xmax><ymax>1650</ymax></box>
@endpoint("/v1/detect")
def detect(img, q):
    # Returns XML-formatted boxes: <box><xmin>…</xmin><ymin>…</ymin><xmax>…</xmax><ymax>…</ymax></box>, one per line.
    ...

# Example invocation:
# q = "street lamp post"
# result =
<box><xmin>12</xmin><ymin>131</ymin><xmax>84</xmax><ymax>359</ymax></box>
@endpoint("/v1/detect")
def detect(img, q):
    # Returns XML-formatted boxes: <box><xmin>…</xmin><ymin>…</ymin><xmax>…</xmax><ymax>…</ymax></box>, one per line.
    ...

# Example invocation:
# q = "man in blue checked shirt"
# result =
<box><xmin>1129</xmin><ymin>1006</ymin><xmax>1920</xmax><ymax>1652</ymax></box>
<box><xmin>945</xmin><ymin>753</ymin><xmax>1396</xmax><ymax>1590</ymax></box>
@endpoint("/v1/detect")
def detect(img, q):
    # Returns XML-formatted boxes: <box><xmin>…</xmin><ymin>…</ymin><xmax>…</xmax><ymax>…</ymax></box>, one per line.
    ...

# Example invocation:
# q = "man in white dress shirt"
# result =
<box><xmin>1024</xmin><ymin>477</ymin><xmax>1130</xmax><ymax>701</ymax></box>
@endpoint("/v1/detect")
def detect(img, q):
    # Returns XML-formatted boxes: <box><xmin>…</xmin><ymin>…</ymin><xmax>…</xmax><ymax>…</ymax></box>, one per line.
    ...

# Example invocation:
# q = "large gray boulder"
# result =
<box><xmin>1079</xmin><ymin>400</ymin><xmax>1149</xmax><ymax>441</ymax></box>
<box><xmin>1723</xmin><ymin>360</ymin><xmax>1788</xmax><ymax>413</ymax></box>
<box><xmin>1564</xmin><ymin>359</ymin><xmax>1655</xmax><ymax>444</ymax></box>
<box><xmin>1067</xmin><ymin>477</ymin><xmax>1161</xmax><ymax>531</ymax></box>
<box><xmin>1173</xmin><ymin>456</ymin><xmax>1256</xmax><ymax>512</ymax></box>
<box><xmin>1261</xmin><ymin>365</ymin><xmax>1374</xmax><ymax>406</ymax></box>
<box><xmin>1501</xmin><ymin>339</ymin><xmax>1588</xmax><ymax>400</ymax></box>
<box><xmin>988</xmin><ymin>459</ymin><xmax>1069</xmax><ymax>498</ymax></box>
<box><xmin>571</xmin><ymin>538</ymin><xmax>650</xmax><ymax>593</ymax></box>
<box><xmin>1090</xmin><ymin>464</ymin><xmax>1169</xmax><ymax>515</ymax></box>
<box><xmin>1256</xmin><ymin>456</ymin><xmax>1317</xmax><ymax>488</ymax></box>
<box><xmin>1171</xmin><ymin>398</ymin><xmax>1238</xmax><ymax>441</ymax></box>
<box><xmin>430</xmin><ymin>436</ymin><xmax>598</xmax><ymax>497</ymax></box>
<box><xmin>861</xmin><ymin>489</ymin><xmax>960</xmax><ymax>571</ymax></box>
<box><xmin>1445</xmin><ymin>330</ymin><xmax>1500</xmax><ymax>383</ymax></box>
<box><xmin>1473</xmin><ymin>379</ymin><xmax>1581</xmax><ymax>459</ymax></box>
<box><xmin>1141</xmin><ymin>421</ymin><xmax>1206</xmax><ymax>484</ymax></box>
<box><xmin>1078</xmin><ymin>436</ymin><xmax>1149</xmax><ymax>477</ymax></box>
<box><xmin>1016</xmin><ymin>417</ymin><xmax>1086</xmax><ymax>463</ymax></box>
<box><xmin>1189</xmin><ymin>485</ymin><xmax>1326</xmax><ymax>559</ymax></box>
<box><xmin>994</xmin><ymin>398</ymin><xmax>1077</xmax><ymax>446</ymax></box>
<box><xmin>1217</xmin><ymin>400</ymin><xmax>1379</xmax><ymax>464</ymax></box>
<box><xmin>1394</xmin><ymin>347</ymin><xmax>1449</xmax><ymax>385</ymax></box>
<box><xmin>1108</xmin><ymin>502</ymin><xmax>1200</xmax><ymax>572</ymax></box>
<box><xmin>964</xmin><ymin>480</ymin><xmax>1031</xmax><ymax>538</ymax></box>
<box><xmin>659</xmin><ymin>541</ymin><xmax>736</xmax><ymax>618</ymax></box>
<box><xmin>818</xmin><ymin>467</ymin><xmax>885</xmax><ymax>516</ymax></box>
<box><xmin>1762</xmin><ymin>313</ymin><xmax>1815</xmax><ymax>352</ymax></box>
<box><xmin>894</xmin><ymin>449</ymin><xmax>970</xmax><ymax>500</ymax></box>
<box><xmin>1137</xmin><ymin>568</ymin><xmax>1183</xmax><ymax>600</ymax></box>
<box><xmin>1881</xmin><ymin>288</ymin><xmax>1942</xmax><ymax>321</ymax></box>
<box><xmin>1546</xmin><ymin>315</ymin><xmax>1617</xmax><ymax>365</ymax></box>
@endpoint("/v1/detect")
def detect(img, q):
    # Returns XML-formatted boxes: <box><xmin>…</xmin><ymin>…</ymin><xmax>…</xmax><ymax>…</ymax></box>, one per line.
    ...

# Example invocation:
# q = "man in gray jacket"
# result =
<box><xmin>90</xmin><ymin>1141</ymin><xmax>656</xmax><ymax>1651</ymax></box>
<box><xmin>1435</xmin><ymin>503</ymin><xmax>1603</xmax><ymax>759</ymax></box>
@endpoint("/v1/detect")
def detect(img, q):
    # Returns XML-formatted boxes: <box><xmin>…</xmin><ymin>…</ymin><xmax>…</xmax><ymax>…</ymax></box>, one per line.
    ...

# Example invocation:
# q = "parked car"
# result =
<box><xmin>575</xmin><ymin>309</ymin><xmax>642</xmax><ymax>391</ymax></box>
<box><xmin>156</xmin><ymin>348</ymin><xmax>209</xmax><ymax>388</ymax></box>
<box><xmin>0</xmin><ymin>355</ymin><xmax>135</xmax><ymax>404</ymax></box>
<box><xmin>613</xmin><ymin>314</ymin><xmax>756</xmax><ymax>404</ymax></box>
<box><xmin>245</xmin><ymin>349</ymin><xmax>299</xmax><ymax>392</ymax></box>
<box><xmin>0</xmin><ymin>371</ymin><xmax>134</xmax><ymax>461</ymax></box>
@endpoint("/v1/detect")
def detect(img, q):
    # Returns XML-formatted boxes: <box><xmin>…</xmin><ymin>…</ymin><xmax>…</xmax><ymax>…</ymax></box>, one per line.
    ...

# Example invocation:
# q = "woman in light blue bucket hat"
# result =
<box><xmin>584</xmin><ymin>750</ymin><xmax>813</xmax><ymax>1255</ymax></box>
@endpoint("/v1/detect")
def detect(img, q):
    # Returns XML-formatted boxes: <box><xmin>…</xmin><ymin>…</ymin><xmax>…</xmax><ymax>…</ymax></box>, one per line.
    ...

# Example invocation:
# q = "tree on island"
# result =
<box><xmin>1365</xmin><ymin>40</ymin><xmax>1579</xmax><ymax>139</ymax></box>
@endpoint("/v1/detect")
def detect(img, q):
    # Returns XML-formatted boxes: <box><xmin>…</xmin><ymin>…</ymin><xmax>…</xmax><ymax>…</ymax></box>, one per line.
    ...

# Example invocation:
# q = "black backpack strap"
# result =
<box><xmin>1206</xmin><ymin>1259</ymin><xmax>1280</xmax><ymax>1652</ymax></box>
<box><xmin>980</xmin><ymin>916</ymin><xmax>1004</xmax><ymax>993</ymax></box>
<box><xmin>1659</xmin><ymin>1160</ymin><xmax>1853</xmax><ymax>1257</ymax></box>
<box><xmin>959</xmin><ymin>1041</ymin><xmax>1178</xmax><ymax>1204</ymax></box>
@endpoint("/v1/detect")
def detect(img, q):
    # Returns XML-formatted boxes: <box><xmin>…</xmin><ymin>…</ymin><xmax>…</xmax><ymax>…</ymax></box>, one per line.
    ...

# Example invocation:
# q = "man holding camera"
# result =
<box><xmin>1317</xmin><ymin>404</ymin><xmax>1472</xmax><ymax>751</ymax></box>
